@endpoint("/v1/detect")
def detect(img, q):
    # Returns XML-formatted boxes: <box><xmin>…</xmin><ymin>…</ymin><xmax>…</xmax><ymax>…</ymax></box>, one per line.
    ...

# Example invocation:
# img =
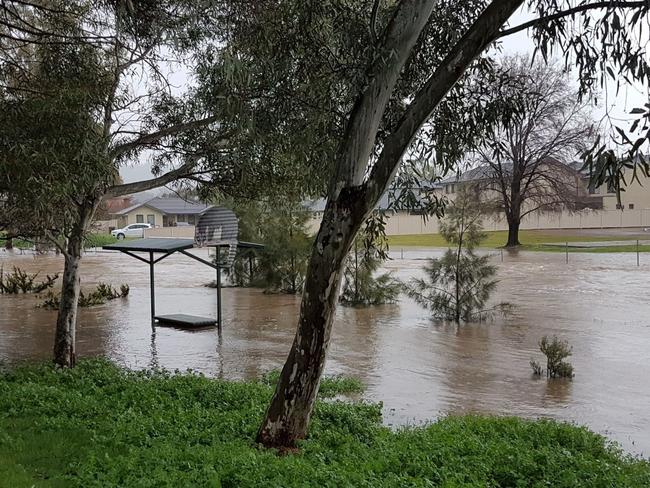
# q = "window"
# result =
<box><xmin>629</xmin><ymin>203</ymin><xmax>635</xmax><ymax>210</ymax></box>
<box><xmin>188</xmin><ymin>214</ymin><xmax>196</xmax><ymax>225</ymax></box>
<box><xmin>136</xmin><ymin>214</ymin><xmax>144</xmax><ymax>223</ymax></box>
<box><xmin>177</xmin><ymin>214</ymin><xmax>187</xmax><ymax>223</ymax></box>
<box><xmin>147</xmin><ymin>214</ymin><xmax>155</xmax><ymax>226</ymax></box>
<box><xmin>607</xmin><ymin>181</ymin><xmax>616</xmax><ymax>194</ymax></box>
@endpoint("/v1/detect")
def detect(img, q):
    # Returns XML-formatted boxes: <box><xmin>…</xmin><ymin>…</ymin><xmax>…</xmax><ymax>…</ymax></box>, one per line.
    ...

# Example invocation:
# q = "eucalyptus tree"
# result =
<box><xmin>0</xmin><ymin>0</ymin><xmax>284</xmax><ymax>367</ymax></box>
<box><xmin>218</xmin><ymin>1</ymin><xmax>650</xmax><ymax>448</ymax></box>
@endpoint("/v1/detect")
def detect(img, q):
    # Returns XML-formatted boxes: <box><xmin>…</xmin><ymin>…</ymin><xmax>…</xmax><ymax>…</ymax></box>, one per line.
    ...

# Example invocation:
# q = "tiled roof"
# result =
<box><xmin>115</xmin><ymin>197</ymin><xmax>212</xmax><ymax>216</ymax></box>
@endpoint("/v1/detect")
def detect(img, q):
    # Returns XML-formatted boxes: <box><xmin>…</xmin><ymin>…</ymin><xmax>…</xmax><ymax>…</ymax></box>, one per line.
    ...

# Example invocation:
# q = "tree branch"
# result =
<box><xmin>366</xmin><ymin>0</ymin><xmax>525</xmax><ymax>206</ymax></box>
<box><xmin>331</xmin><ymin>0</ymin><xmax>438</xmax><ymax>195</ymax></box>
<box><xmin>497</xmin><ymin>1</ymin><xmax>648</xmax><ymax>39</ymax></box>
<box><xmin>369</xmin><ymin>0</ymin><xmax>381</xmax><ymax>43</ymax></box>
<box><xmin>105</xmin><ymin>158</ymin><xmax>200</xmax><ymax>198</ymax></box>
<box><xmin>109</xmin><ymin>115</ymin><xmax>221</xmax><ymax>160</ymax></box>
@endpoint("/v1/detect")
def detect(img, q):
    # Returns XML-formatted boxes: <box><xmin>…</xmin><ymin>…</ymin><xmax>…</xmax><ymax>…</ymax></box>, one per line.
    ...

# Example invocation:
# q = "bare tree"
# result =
<box><xmin>470</xmin><ymin>57</ymin><xmax>596</xmax><ymax>247</ymax></box>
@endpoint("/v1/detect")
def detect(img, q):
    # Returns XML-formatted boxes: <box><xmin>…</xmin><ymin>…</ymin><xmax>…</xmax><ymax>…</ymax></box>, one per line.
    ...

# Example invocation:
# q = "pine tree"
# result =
<box><xmin>340</xmin><ymin>228</ymin><xmax>401</xmax><ymax>307</ymax></box>
<box><xmin>407</xmin><ymin>188</ymin><xmax>508</xmax><ymax>322</ymax></box>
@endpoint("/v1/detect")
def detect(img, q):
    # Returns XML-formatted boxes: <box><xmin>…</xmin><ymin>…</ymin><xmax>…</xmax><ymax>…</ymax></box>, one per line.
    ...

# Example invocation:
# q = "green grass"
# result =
<box><xmin>83</xmin><ymin>233</ymin><xmax>119</xmax><ymax>249</ymax></box>
<box><xmin>0</xmin><ymin>360</ymin><xmax>648</xmax><ymax>487</ymax></box>
<box><xmin>0</xmin><ymin>232</ymin><xmax>118</xmax><ymax>251</ymax></box>
<box><xmin>388</xmin><ymin>230</ymin><xmax>645</xmax><ymax>252</ymax></box>
<box><xmin>0</xmin><ymin>232</ymin><xmax>34</xmax><ymax>250</ymax></box>
<box><xmin>263</xmin><ymin>370</ymin><xmax>365</xmax><ymax>398</ymax></box>
<box><xmin>524</xmin><ymin>244</ymin><xmax>650</xmax><ymax>253</ymax></box>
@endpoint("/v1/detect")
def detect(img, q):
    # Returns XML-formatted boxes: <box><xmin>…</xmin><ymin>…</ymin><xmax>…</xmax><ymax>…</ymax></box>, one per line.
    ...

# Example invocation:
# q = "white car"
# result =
<box><xmin>111</xmin><ymin>223</ymin><xmax>152</xmax><ymax>239</ymax></box>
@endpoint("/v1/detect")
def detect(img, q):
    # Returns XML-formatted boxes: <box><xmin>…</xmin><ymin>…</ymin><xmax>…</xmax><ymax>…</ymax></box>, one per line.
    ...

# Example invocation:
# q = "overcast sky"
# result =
<box><xmin>120</xmin><ymin>7</ymin><xmax>648</xmax><ymax>187</ymax></box>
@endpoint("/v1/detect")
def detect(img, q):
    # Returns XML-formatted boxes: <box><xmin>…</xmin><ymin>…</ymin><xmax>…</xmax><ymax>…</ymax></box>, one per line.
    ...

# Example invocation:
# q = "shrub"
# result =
<box><xmin>531</xmin><ymin>335</ymin><xmax>574</xmax><ymax>378</ymax></box>
<box><xmin>40</xmin><ymin>282</ymin><xmax>129</xmax><ymax>309</ymax></box>
<box><xmin>406</xmin><ymin>189</ymin><xmax>509</xmax><ymax>322</ymax></box>
<box><xmin>340</xmin><ymin>223</ymin><xmax>401</xmax><ymax>307</ymax></box>
<box><xmin>0</xmin><ymin>266</ymin><xmax>59</xmax><ymax>294</ymax></box>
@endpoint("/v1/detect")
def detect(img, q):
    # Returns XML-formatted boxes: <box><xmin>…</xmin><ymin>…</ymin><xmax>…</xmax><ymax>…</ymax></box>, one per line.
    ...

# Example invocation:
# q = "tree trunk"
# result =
<box><xmin>506</xmin><ymin>219</ymin><xmax>520</xmax><ymax>247</ymax></box>
<box><xmin>255</xmin><ymin>0</ymin><xmax>527</xmax><ymax>450</ymax></box>
<box><xmin>257</xmin><ymin>192</ymin><xmax>366</xmax><ymax>447</ymax></box>
<box><xmin>53</xmin><ymin>202</ymin><xmax>95</xmax><ymax>367</ymax></box>
<box><xmin>53</xmin><ymin>235</ymin><xmax>83</xmax><ymax>367</ymax></box>
<box><xmin>4</xmin><ymin>237</ymin><xmax>13</xmax><ymax>250</ymax></box>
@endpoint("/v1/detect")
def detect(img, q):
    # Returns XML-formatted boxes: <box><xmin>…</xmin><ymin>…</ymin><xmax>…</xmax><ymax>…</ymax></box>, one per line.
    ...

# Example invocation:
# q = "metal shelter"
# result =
<box><xmin>103</xmin><ymin>237</ymin><xmax>263</xmax><ymax>329</ymax></box>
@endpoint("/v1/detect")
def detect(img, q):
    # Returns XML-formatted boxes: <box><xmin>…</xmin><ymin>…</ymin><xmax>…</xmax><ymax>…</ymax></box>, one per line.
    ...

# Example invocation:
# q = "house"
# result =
<box><xmin>305</xmin><ymin>181</ymin><xmax>442</xmax><ymax>218</ymax></box>
<box><xmin>439</xmin><ymin>159</ymin><xmax>589</xmax><ymax>200</ymax></box>
<box><xmin>114</xmin><ymin>197</ymin><xmax>212</xmax><ymax>228</ymax></box>
<box><xmin>572</xmin><ymin>159</ymin><xmax>650</xmax><ymax>212</ymax></box>
<box><xmin>304</xmin><ymin>181</ymin><xmax>442</xmax><ymax>233</ymax></box>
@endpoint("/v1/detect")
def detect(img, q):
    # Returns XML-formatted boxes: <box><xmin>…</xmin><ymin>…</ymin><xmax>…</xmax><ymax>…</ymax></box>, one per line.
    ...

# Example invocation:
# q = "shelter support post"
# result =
<box><xmin>149</xmin><ymin>251</ymin><xmax>155</xmax><ymax>325</ymax></box>
<box><xmin>216</xmin><ymin>247</ymin><xmax>222</xmax><ymax>330</ymax></box>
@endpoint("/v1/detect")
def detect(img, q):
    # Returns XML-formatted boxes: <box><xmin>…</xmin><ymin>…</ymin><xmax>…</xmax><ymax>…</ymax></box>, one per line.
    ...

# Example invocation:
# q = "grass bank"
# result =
<box><xmin>0</xmin><ymin>232</ymin><xmax>119</xmax><ymax>251</ymax></box>
<box><xmin>388</xmin><ymin>230</ymin><xmax>646</xmax><ymax>252</ymax></box>
<box><xmin>1</xmin><ymin>360</ymin><xmax>648</xmax><ymax>487</ymax></box>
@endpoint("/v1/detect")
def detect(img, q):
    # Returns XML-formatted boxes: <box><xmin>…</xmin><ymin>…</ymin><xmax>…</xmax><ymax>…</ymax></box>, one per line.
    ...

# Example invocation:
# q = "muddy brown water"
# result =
<box><xmin>1</xmin><ymin>247</ymin><xmax>649</xmax><ymax>456</ymax></box>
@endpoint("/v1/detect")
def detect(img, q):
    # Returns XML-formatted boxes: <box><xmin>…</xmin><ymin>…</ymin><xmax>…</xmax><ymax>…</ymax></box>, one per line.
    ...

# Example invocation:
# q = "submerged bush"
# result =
<box><xmin>531</xmin><ymin>335</ymin><xmax>574</xmax><ymax>378</ymax></box>
<box><xmin>0</xmin><ymin>266</ymin><xmax>58</xmax><ymax>294</ymax></box>
<box><xmin>0</xmin><ymin>360</ymin><xmax>648</xmax><ymax>487</ymax></box>
<box><xmin>340</xmin><ymin>224</ymin><xmax>402</xmax><ymax>307</ymax></box>
<box><xmin>40</xmin><ymin>282</ymin><xmax>129</xmax><ymax>309</ymax></box>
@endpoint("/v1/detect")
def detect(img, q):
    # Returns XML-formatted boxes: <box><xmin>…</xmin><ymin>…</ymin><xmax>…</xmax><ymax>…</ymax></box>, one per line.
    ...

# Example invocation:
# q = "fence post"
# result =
<box><xmin>565</xmin><ymin>242</ymin><xmax>569</xmax><ymax>264</ymax></box>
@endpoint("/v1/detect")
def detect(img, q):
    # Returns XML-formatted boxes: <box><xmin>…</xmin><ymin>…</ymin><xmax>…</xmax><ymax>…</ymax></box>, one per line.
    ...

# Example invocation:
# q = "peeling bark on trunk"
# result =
<box><xmin>53</xmin><ymin>235</ymin><xmax>83</xmax><ymax>367</ymax></box>
<box><xmin>256</xmin><ymin>193</ymin><xmax>366</xmax><ymax>447</ymax></box>
<box><xmin>256</xmin><ymin>0</ymin><xmax>526</xmax><ymax>449</ymax></box>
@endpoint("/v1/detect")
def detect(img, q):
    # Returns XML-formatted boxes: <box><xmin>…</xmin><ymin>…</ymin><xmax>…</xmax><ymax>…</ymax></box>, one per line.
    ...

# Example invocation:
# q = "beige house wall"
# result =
<box><xmin>144</xmin><ymin>226</ymin><xmax>196</xmax><ymax>238</ymax></box>
<box><xmin>592</xmin><ymin>168</ymin><xmax>650</xmax><ymax>211</ymax></box>
<box><xmin>308</xmin><ymin>207</ymin><xmax>650</xmax><ymax>236</ymax></box>
<box><xmin>120</xmin><ymin>205</ymin><xmax>165</xmax><ymax>227</ymax></box>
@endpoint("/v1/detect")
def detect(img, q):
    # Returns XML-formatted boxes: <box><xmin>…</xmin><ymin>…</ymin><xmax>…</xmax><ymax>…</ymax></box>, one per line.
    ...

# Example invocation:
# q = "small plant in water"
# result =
<box><xmin>40</xmin><ymin>282</ymin><xmax>129</xmax><ymax>309</ymax></box>
<box><xmin>0</xmin><ymin>266</ymin><xmax>59</xmax><ymax>294</ymax></box>
<box><xmin>531</xmin><ymin>335</ymin><xmax>574</xmax><ymax>378</ymax></box>
<box><xmin>340</xmin><ymin>217</ymin><xmax>401</xmax><ymax>307</ymax></box>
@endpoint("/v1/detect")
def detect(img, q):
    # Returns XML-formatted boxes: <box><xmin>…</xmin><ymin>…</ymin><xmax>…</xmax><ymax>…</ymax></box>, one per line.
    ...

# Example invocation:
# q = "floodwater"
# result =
<box><xmin>1</xmin><ymin>247</ymin><xmax>649</xmax><ymax>457</ymax></box>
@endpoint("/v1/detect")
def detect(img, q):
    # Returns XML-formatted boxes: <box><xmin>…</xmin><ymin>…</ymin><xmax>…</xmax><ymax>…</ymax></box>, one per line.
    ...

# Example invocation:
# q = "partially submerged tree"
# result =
<box><xmin>407</xmin><ymin>189</ymin><xmax>506</xmax><ymax>322</ymax></box>
<box><xmin>219</xmin><ymin>199</ymin><xmax>313</xmax><ymax>293</ymax></box>
<box><xmin>248</xmin><ymin>1</ymin><xmax>650</xmax><ymax>448</ymax></box>
<box><xmin>531</xmin><ymin>335</ymin><xmax>574</xmax><ymax>378</ymax></box>
<box><xmin>340</xmin><ymin>223</ymin><xmax>401</xmax><ymax>307</ymax></box>
<box><xmin>257</xmin><ymin>202</ymin><xmax>313</xmax><ymax>295</ymax></box>
<box><xmin>469</xmin><ymin>57</ymin><xmax>596</xmax><ymax>247</ymax></box>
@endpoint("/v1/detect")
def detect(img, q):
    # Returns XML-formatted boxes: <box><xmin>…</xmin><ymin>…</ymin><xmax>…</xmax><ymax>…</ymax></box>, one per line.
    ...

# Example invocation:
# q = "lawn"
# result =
<box><xmin>0</xmin><ymin>360</ymin><xmax>648</xmax><ymax>487</ymax></box>
<box><xmin>0</xmin><ymin>233</ymin><xmax>118</xmax><ymax>251</ymax></box>
<box><xmin>388</xmin><ymin>230</ymin><xmax>647</xmax><ymax>252</ymax></box>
